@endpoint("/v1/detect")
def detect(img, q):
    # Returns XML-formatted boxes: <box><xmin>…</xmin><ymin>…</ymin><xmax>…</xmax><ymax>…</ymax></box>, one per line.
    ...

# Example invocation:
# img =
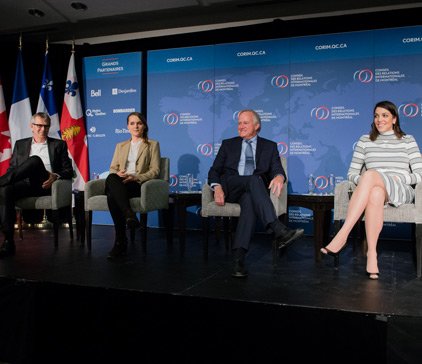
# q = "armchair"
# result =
<box><xmin>333</xmin><ymin>179</ymin><xmax>422</xmax><ymax>277</ymax></box>
<box><xmin>15</xmin><ymin>179</ymin><xmax>74</xmax><ymax>246</ymax></box>
<box><xmin>84</xmin><ymin>157</ymin><xmax>170</xmax><ymax>251</ymax></box>
<box><xmin>201</xmin><ymin>157</ymin><xmax>288</xmax><ymax>264</ymax></box>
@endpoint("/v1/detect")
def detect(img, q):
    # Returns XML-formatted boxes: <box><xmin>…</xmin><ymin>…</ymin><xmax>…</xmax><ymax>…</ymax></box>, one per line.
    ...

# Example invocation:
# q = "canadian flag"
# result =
<box><xmin>0</xmin><ymin>79</ymin><xmax>11</xmax><ymax>175</ymax></box>
<box><xmin>60</xmin><ymin>52</ymin><xmax>89</xmax><ymax>191</ymax></box>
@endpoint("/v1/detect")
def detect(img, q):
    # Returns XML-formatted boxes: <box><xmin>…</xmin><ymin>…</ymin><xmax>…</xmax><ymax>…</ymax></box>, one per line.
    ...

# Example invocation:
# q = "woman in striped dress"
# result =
<box><xmin>321</xmin><ymin>100</ymin><xmax>422</xmax><ymax>279</ymax></box>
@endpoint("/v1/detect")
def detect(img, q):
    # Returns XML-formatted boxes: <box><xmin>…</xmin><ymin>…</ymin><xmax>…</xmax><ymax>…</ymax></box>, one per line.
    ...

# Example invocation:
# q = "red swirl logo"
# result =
<box><xmin>163</xmin><ymin>113</ymin><xmax>179</xmax><ymax>125</ymax></box>
<box><xmin>197</xmin><ymin>80</ymin><xmax>214</xmax><ymax>93</ymax></box>
<box><xmin>315</xmin><ymin>175</ymin><xmax>329</xmax><ymax>190</ymax></box>
<box><xmin>353</xmin><ymin>69</ymin><xmax>373</xmax><ymax>83</ymax></box>
<box><xmin>277</xmin><ymin>141</ymin><xmax>288</xmax><ymax>155</ymax></box>
<box><xmin>310</xmin><ymin>106</ymin><xmax>330</xmax><ymax>120</ymax></box>
<box><xmin>197</xmin><ymin>143</ymin><xmax>213</xmax><ymax>157</ymax></box>
<box><xmin>398</xmin><ymin>103</ymin><xmax>419</xmax><ymax>118</ymax></box>
<box><xmin>271</xmin><ymin>75</ymin><xmax>289</xmax><ymax>88</ymax></box>
<box><xmin>169</xmin><ymin>174</ymin><xmax>178</xmax><ymax>187</ymax></box>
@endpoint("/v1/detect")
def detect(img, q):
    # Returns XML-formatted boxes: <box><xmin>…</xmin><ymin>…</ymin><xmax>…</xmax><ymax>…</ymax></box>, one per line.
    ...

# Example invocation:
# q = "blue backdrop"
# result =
<box><xmin>83</xmin><ymin>26</ymin><xmax>422</xmax><ymax>238</ymax></box>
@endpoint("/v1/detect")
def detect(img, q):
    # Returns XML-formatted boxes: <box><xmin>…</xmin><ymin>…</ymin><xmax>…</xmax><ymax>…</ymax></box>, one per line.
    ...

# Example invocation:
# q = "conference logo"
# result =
<box><xmin>271</xmin><ymin>75</ymin><xmax>289</xmax><ymax>88</ymax></box>
<box><xmin>169</xmin><ymin>174</ymin><xmax>178</xmax><ymax>187</ymax></box>
<box><xmin>89</xmin><ymin>126</ymin><xmax>96</xmax><ymax>133</ymax></box>
<box><xmin>314</xmin><ymin>175</ymin><xmax>329</xmax><ymax>191</ymax></box>
<box><xmin>277</xmin><ymin>141</ymin><xmax>288</xmax><ymax>155</ymax></box>
<box><xmin>353</xmin><ymin>69</ymin><xmax>373</xmax><ymax>83</ymax></box>
<box><xmin>232</xmin><ymin>111</ymin><xmax>240</xmax><ymax>122</ymax></box>
<box><xmin>310</xmin><ymin>106</ymin><xmax>330</xmax><ymax>120</ymax></box>
<box><xmin>398</xmin><ymin>103</ymin><xmax>419</xmax><ymax>118</ymax></box>
<box><xmin>197</xmin><ymin>143</ymin><xmax>213</xmax><ymax>157</ymax></box>
<box><xmin>197</xmin><ymin>80</ymin><xmax>214</xmax><ymax>93</ymax></box>
<box><xmin>163</xmin><ymin>112</ymin><xmax>179</xmax><ymax>126</ymax></box>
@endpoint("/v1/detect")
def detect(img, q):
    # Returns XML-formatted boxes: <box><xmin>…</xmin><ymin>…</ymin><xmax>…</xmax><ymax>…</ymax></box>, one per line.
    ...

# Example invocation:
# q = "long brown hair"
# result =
<box><xmin>127</xmin><ymin>112</ymin><xmax>149</xmax><ymax>144</ymax></box>
<box><xmin>369</xmin><ymin>100</ymin><xmax>405</xmax><ymax>141</ymax></box>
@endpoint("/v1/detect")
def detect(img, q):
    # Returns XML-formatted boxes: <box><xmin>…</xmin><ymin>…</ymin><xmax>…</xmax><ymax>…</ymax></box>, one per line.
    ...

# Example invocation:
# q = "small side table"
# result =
<box><xmin>168</xmin><ymin>192</ymin><xmax>202</xmax><ymax>247</ymax></box>
<box><xmin>287</xmin><ymin>194</ymin><xmax>334</xmax><ymax>262</ymax></box>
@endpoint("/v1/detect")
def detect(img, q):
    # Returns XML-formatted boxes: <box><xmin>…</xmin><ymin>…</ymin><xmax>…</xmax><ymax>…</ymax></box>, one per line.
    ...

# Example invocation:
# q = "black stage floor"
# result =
<box><xmin>0</xmin><ymin>225</ymin><xmax>421</xmax><ymax>363</ymax></box>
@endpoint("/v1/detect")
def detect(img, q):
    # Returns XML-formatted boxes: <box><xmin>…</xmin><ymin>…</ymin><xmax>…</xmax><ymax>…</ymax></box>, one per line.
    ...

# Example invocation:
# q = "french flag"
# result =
<box><xmin>9</xmin><ymin>49</ymin><xmax>32</xmax><ymax>148</ymax></box>
<box><xmin>60</xmin><ymin>52</ymin><xmax>89</xmax><ymax>191</ymax></box>
<box><xmin>36</xmin><ymin>50</ymin><xmax>60</xmax><ymax>139</ymax></box>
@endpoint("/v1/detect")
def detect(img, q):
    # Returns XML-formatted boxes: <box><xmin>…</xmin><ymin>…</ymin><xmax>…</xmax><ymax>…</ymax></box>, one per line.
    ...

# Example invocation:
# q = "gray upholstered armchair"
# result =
<box><xmin>201</xmin><ymin>157</ymin><xmax>288</xmax><ymax>263</ymax></box>
<box><xmin>15</xmin><ymin>179</ymin><xmax>73</xmax><ymax>246</ymax></box>
<box><xmin>333</xmin><ymin>179</ymin><xmax>422</xmax><ymax>277</ymax></box>
<box><xmin>84</xmin><ymin>157</ymin><xmax>170</xmax><ymax>251</ymax></box>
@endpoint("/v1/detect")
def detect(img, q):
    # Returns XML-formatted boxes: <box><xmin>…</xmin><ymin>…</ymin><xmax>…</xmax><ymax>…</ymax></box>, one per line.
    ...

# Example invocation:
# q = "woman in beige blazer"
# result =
<box><xmin>105</xmin><ymin>112</ymin><xmax>161</xmax><ymax>259</ymax></box>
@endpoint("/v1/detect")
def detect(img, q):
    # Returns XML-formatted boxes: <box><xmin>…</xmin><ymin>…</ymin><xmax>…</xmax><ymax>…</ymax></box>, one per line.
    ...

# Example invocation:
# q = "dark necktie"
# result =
<box><xmin>244</xmin><ymin>140</ymin><xmax>254</xmax><ymax>176</ymax></box>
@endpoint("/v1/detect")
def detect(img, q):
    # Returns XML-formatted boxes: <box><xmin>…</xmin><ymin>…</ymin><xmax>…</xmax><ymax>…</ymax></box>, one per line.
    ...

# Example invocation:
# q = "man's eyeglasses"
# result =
<box><xmin>32</xmin><ymin>123</ymin><xmax>50</xmax><ymax>129</ymax></box>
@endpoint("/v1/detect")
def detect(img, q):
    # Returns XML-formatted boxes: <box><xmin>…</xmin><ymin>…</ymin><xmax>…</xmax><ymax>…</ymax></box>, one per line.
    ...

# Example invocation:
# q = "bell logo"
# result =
<box><xmin>90</xmin><ymin>89</ymin><xmax>101</xmax><ymax>97</ymax></box>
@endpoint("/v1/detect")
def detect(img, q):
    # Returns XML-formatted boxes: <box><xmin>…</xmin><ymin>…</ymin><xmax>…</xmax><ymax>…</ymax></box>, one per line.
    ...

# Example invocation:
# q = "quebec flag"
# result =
<box><xmin>36</xmin><ymin>50</ymin><xmax>60</xmax><ymax>139</ymax></box>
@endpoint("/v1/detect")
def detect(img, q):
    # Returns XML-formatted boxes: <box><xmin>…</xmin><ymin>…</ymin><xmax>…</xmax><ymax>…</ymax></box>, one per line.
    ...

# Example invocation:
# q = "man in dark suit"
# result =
<box><xmin>0</xmin><ymin>112</ymin><xmax>73</xmax><ymax>258</ymax></box>
<box><xmin>208</xmin><ymin>109</ymin><xmax>303</xmax><ymax>277</ymax></box>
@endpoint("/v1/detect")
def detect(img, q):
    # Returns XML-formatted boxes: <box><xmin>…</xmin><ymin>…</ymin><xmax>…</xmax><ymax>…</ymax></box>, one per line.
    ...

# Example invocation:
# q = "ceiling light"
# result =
<box><xmin>71</xmin><ymin>2</ymin><xmax>88</xmax><ymax>11</ymax></box>
<box><xmin>28</xmin><ymin>8</ymin><xmax>45</xmax><ymax>17</ymax></box>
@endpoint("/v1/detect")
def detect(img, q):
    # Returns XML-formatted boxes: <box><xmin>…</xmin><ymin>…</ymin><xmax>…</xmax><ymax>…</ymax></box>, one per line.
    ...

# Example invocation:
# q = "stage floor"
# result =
<box><xmin>0</xmin><ymin>225</ymin><xmax>421</xmax><ymax>363</ymax></box>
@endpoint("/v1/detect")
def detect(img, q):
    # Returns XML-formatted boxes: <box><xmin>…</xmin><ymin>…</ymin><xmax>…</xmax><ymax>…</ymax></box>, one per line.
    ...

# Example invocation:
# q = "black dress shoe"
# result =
<box><xmin>0</xmin><ymin>240</ymin><xmax>16</xmax><ymax>258</ymax></box>
<box><xmin>275</xmin><ymin>228</ymin><xmax>304</xmax><ymax>249</ymax></box>
<box><xmin>232</xmin><ymin>258</ymin><xmax>248</xmax><ymax>278</ymax></box>
<box><xmin>125</xmin><ymin>210</ymin><xmax>140</xmax><ymax>229</ymax></box>
<box><xmin>107</xmin><ymin>240</ymin><xmax>128</xmax><ymax>260</ymax></box>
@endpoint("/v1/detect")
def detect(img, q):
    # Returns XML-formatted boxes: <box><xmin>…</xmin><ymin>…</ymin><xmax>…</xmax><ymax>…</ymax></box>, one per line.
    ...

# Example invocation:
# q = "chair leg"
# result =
<box><xmin>52</xmin><ymin>210</ymin><xmax>59</xmax><ymax>247</ymax></box>
<box><xmin>16</xmin><ymin>209</ymin><xmax>23</xmax><ymax>240</ymax></box>
<box><xmin>163</xmin><ymin>208</ymin><xmax>172</xmax><ymax>245</ymax></box>
<box><xmin>416</xmin><ymin>224</ymin><xmax>422</xmax><ymax>278</ymax></box>
<box><xmin>202</xmin><ymin>216</ymin><xmax>209</xmax><ymax>259</ymax></box>
<box><xmin>67</xmin><ymin>207</ymin><xmax>74</xmax><ymax>241</ymax></box>
<box><xmin>140</xmin><ymin>213</ymin><xmax>147</xmax><ymax>252</ymax></box>
<box><xmin>85</xmin><ymin>211</ymin><xmax>92</xmax><ymax>251</ymax></box>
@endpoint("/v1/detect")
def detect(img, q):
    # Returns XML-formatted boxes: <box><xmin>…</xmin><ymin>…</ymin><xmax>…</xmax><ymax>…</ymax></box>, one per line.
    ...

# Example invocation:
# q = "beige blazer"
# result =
<box><xmin>109</xmin><ymin>139</ymin><xmax>161</xmax><ymax>184</ymax></box>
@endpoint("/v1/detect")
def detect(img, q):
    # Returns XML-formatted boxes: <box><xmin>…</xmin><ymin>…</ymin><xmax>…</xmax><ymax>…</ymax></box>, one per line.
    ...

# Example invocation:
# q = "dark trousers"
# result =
<box><xmin>225</xmin><ymin>175</ymin><xmax>278</xmax><ymax>251</ymax></box>
<box><xmin>0</xmin><ymin>156</ymin><xmax>50</xmax><ymax>240</ymax></box>
<box><xmin>105</xmin><ymin>173</ymin><xmax>140</xmax><ymax>242</ymax></box>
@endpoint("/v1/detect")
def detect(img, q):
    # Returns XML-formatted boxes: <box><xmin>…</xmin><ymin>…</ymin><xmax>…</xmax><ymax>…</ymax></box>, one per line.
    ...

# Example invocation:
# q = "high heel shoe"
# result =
<box><xmin>320</xmin><ymin>243</ymin><xmax>348</xmax><ymax>268</ymax></box>
<box><xmin>366</xmin><ymin>271</ymin><xmax>379</xmax><ymax>280</ymax></box>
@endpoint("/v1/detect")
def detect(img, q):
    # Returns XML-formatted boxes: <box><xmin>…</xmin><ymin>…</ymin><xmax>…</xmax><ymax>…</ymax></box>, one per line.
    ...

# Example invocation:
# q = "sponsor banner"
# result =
<box><xmin>83</xmin><ymin>52</ymin><xmax>142</xmax><ymax>225</ymax></box>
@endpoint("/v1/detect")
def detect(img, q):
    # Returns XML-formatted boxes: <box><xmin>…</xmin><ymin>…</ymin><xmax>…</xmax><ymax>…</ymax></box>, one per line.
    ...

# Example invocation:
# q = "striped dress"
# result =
<box><xmin>348</xmin><ymin>131</ymin><xmax>422</xmax><ymax>207</ymax></box>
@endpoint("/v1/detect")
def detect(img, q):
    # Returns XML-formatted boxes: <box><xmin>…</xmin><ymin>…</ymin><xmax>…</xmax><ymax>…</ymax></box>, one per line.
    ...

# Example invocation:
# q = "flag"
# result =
<box><xmin>0</xmin><ymin>79</ymin><xmax>12</xmax><ymax>175</ymax></box>
<box><xmin>9</xmin><ymin>48</ymin><xmax>32</xmax><ymax>148</ymax></box>
<box><xmin>60</xmin><ymin>52</ymin><xmax>89</xmax><ymax>191</ymax></box>
<box><xmin>36</xmin><ymin>50</ymin><xmax>60</xmax><ymax>138</ymax></box>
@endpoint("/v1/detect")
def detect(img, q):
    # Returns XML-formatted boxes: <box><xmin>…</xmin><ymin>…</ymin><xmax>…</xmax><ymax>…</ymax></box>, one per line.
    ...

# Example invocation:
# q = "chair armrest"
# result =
<box><xmin>333</xmin><ymin>181</ymin><xmax>354</xmax><ymax>221</ymax></box>
<box><xmin>140</xmin><ymin>179</ymin><xmax>169</xmax><ymax>210</ymax></box>
<box><xmin>415</xmin><ymin>182</ymin><xmax>422</xmax><ymax>224</ymax></box>
<box><xmin>84</xmin><ymin>179</ymin><xmax>106</xmax><ymax>210</ymax></box>
<box><xmin>201</xmin><ymin>184</ymin><xmax>214</xmax><ymax>217</ymax></box>
<box><xmin>270</xmin><ymin>187</ymin><xmax>287</xmax><ymax>217</ymax></box>
<box><xmin>51</xmin><ymin>179</ymin><xmax>72</xmax><ymax>210</ymax></box>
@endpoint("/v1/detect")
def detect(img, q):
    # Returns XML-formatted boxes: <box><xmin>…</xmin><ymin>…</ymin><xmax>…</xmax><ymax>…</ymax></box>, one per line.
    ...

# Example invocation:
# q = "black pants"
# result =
<box><xmin>105</xmin><ymin>173</ymin><xmax>140</xmax><ymax>242</ymax></box>
<box><xmin>225</xmin><ymin>175</ymin><xmax>278</xmax><ymax>251</ymax></box>
<box><xmin>0</xmin><ymin>156</ymin><xmax>50</xmax><ymax>240</ymax></box>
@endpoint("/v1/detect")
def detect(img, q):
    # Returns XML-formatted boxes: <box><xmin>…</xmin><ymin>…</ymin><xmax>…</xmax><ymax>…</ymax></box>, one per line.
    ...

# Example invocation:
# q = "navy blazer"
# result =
<box><xmin>8</xmin><ymin>137</ymin><xmax>74</xmax><ymax>180</ymax></box>
<box><xmin>208</xmin><ymin>136</ymin><xmax>286</xmax><ymax>192</ymax></box>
